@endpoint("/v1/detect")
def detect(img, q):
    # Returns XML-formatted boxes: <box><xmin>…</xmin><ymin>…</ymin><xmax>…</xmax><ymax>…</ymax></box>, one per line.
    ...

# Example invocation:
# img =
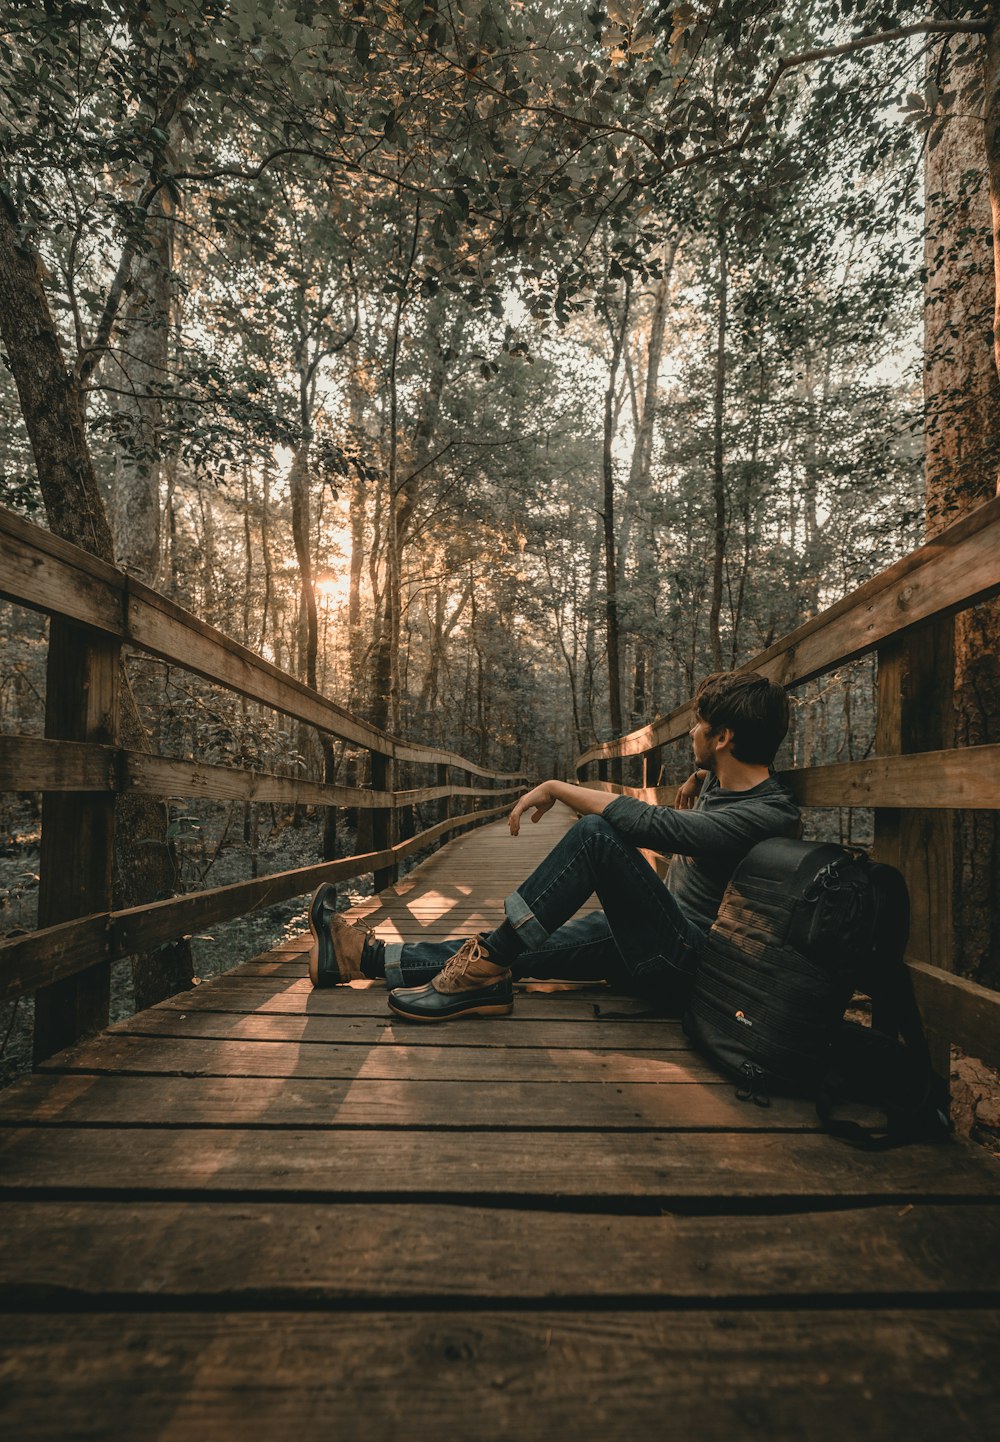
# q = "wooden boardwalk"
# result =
<box><xmin>1</xmin><ymin>807</ymin><xmax>999</xmax><ymax>1439</ymax></box>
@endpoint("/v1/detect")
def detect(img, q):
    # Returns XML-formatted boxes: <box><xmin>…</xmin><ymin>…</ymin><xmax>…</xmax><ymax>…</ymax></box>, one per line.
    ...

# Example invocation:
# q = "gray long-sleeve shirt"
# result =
<box><xmin>603</xmin><ymin>773</ymin><xmax>801</xmax><ymax>933</ymax></box>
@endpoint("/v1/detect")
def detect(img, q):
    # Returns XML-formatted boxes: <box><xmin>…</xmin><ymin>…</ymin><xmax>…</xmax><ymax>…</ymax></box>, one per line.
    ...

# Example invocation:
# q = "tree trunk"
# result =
<box><xmin>919</xmin><ymin>37</ymin><xmax>1000</xmax><ymax>988</ymax></box>
<box><xmin>601</xmin><ymin>281</ymin><xmax>631</xmax><ymax>749</ymax></box>
<box><xmin>617</xmin><ymin>241</ymin><xmax>678</xmax><ymax>580</ymax></box>
<box><xmin>708</xmin><ymin>213</ymin><xmax>728</xmax><ymax>671</ymax></box>
<box><xmin>0</xmin><ymin>178</ymin><xmax>192</xmax><ymax>1011</ymax></box>
<box><xmin>347</xmin><ymin>472</ymin><xmax>367</xmax><ymax>707</ymax></box>
<box><xmin>107</xmin><ymin>188</ymin><xmax>172</xmax><ymax>583</ymax></box>
<box><xmin>289</xmin><ymin>439</ymin><xmax>319</xmax><ymax>689</ymax></box>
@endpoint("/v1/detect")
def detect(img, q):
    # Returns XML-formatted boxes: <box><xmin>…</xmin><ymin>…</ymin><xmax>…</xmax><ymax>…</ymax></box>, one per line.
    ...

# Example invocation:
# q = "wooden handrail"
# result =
<box><xmin>0</xmin><ymin>736</ymin><xmax>522</xmax><ymax>809</ymax></box>
<box><xmin>576</xmin><ymin>744</ymin><xmax>1000</xmax><ymax>811</ymax></box>
<box><xmin>0</xmin><ymin>507</ymin><xmax>525</xmax><ymax>779</ymax></box>
<box><xmin>576</xmin><ymin>494</ymin><xmax>1000</xmax><ymax>768</ymax></box>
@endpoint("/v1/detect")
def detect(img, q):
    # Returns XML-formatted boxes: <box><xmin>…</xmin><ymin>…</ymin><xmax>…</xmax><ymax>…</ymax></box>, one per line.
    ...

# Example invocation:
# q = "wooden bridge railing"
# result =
<box><xmin>575</xmin><ymin>494</ymin><xmax>1000</xmax><ymax>1077</ymax></box>
<box><xmin>0</xmin><ymin>507</ymin><xmax>525</xmax><ymax>1062</ymax></box>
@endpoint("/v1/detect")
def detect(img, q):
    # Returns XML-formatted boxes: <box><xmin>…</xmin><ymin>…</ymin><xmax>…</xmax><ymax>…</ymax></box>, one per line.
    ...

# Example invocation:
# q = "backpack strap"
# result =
<box><xmin>864</xmin><ymin>862</ymin><xmax>932</xmax><ymax>1069</ymax></box>
<box><xmin>814</xmin><ymin>1091</ymin><xmax>906</xmax><ymax>1151</ymax></box>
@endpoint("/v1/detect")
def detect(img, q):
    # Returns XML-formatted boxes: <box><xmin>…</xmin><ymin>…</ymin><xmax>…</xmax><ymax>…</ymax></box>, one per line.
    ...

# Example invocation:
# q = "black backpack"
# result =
<box><xmin>683</xmin><ymin>837</ymin><xmax>951</xmax><ymax>1148</ymax></box>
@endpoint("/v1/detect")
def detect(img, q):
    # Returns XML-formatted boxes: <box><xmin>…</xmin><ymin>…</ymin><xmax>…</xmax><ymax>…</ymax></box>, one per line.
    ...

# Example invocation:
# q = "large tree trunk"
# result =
<box><xmin>107</xmin><ymin>189</ymin><xmax>172</xmax><ymax>583</ymax></box>
<box><xmin>0</xmin><ymin>180</ymin><xmax>193</xmax><ymax>1013</ymax></box>
<box><xmin>617</xmin><ymin>241</ymin><xmax>678</xmax><ymax>580</ymax></box>
<box><xmin>919</xmin><ymin>38</ymin><xmax>1000</xmax><ymax>992</ymax></box>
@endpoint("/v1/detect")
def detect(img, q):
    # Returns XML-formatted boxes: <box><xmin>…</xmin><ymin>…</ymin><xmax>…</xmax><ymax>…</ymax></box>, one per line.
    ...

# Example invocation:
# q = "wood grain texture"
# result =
<box><xmin>581</xmin><ymin>745</ymin><xmax>1000</xmax><ymax>810</ymax></box>
<box><xmin>2</xmin><ymin>1201</ymin><xmax>997</xmax><ymax>1302</ymax></box>
<box><xmin>1</xmin><ymin>1311</ymin><xmax>998</xmax><ymax>1442</ymax></box>
<box><xmin>0</xmin><ymin>736</ymin><xmax>118</xmax><ymax>793</ymax></box>
<box><xmin>155</xmin><ymin>984</ymin><xmax>640</xmax><ymax>1020</ymax></box>
<box><xmin>909</xmin><ymin>958</ymin><xmax>1000</xmax><ymax>1071</ymax></box>
<box><xmin>0</xmin><ymin>1072</ymin><xmax>805</xmax><ymax>1130</ymax></box>
<box><xmin>36</xmin><ymin>1033</ymin><xmax>718</xmax><ymax>1081</ymax></box>
<box><xmin>108</xmin><ymin>1009</ymin><xmax>691</xmax><ymax>1051</ymax></box>
<box><xmin>1</xmin><ymin>1125</ymin><xmax>994</xmax><ymax>1199</ymax></box>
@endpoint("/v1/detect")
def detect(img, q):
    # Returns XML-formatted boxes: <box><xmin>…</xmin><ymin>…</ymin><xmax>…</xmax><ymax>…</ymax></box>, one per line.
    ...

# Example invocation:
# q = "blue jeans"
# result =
<box><xmin>384</xmin><ymin>814</ymin><xmax>706</xmax><ymax>1012</ymax></box>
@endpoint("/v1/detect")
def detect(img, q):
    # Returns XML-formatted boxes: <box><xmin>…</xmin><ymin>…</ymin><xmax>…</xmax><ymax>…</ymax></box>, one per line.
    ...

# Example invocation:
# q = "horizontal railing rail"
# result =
<box><xmin>0</xmin><ymin>736</ymin><xmax>520</xmax><ymax>810</ymax></box>
<box><xmin>0</xmin><ymin>507</ymin><xmax>526</xmax><ymax>1059</ymax></box>
<box><xmin>0</xmin><ymin>508</ymin><xmax>524</xmax><ymax>777</ymax></box>
<box><xmin>573</xmin><ymin>496</ymin><xmax>1000</xmax><ymax>1078</ymax></box>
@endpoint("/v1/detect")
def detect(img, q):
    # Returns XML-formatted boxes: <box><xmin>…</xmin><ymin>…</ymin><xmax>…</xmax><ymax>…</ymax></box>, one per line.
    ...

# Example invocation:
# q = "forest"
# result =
<box><xmin>1</xmin><ymin>2</ymin><xmax>998</xmax><ymax>1079</ymax></box>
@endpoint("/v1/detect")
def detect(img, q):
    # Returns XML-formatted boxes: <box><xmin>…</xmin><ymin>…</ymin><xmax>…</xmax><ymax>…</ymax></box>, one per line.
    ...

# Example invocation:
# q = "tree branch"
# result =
<box><xmin>658</xmin><ymin>18</ymin><xmax>989</xmax><ymax>179</ymax></box>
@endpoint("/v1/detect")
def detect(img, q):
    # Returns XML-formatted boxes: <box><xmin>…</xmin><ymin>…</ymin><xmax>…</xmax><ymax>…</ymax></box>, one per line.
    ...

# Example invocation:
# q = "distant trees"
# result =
<box><xmin>0</xmin><ymin>3</ymin><xmax>997</xmax><ymax>984</ymax></box>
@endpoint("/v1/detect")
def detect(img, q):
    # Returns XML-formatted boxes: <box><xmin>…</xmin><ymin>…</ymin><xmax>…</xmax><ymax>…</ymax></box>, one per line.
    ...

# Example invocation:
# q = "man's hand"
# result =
<box><xmin>509</xmin><ymin>782</ymin><xmax>555</xmax><ymax>836</ymax></box>
<box><xmin>675</xmin><ymin>771</ymin><xmax>705</xmax><ymax>811</ymax></box>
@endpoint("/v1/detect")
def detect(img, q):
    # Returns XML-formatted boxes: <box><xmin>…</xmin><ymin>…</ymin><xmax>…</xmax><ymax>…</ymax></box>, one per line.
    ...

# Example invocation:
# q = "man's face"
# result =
<box><xmin>690</xmin><ymin>715</ymin><xmax>719</xmax><ymax>769</ymax></box>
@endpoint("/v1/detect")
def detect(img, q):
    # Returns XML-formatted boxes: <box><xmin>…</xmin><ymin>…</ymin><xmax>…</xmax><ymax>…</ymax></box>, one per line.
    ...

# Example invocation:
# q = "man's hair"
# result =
<box><xmin>695</xmin><ymin>671</ymin><xmax>790</xmax><ymax>766</ymax></box>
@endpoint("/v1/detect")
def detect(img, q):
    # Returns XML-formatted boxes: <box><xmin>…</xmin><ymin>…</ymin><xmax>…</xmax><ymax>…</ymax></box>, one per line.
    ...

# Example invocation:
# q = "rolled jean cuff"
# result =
<box><xmin>504</xmin><ymin>889</ymin><xmax>549</xmax><ymax>951</ymax></box>
<box><xmin>384</xmin><ymin>943</ymin><xmax>406</xmax><ymax>990</ymax></box>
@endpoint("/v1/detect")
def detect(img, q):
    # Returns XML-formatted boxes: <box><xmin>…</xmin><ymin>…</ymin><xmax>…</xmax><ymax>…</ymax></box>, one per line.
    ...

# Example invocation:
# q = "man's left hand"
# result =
<box><xmin>509</xmin><ymin>783</ymin><xmax>555</xmax><ymax>836</ymax></box>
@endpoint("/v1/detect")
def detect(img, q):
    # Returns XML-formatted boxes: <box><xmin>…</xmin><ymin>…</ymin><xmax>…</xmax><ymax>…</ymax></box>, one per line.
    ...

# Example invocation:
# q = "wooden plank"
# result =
<box><xmin>0</xmin><ymin>849</ymin><xmax>387</xmax><ymax>1002</ymax></box>
<box><xmin>0</xmin><ymin>914</ymin><xmax>113</xmax><ymax>1000</ymax></box>
<box><xmin>1</xmin><ymin>1311</ymin><xmax>998</xmax><ymax>1441</ymax></box>
<box><xmin>1</xmin><ymin>1125</ymin><xmax>995</xmax><ymax>1199</ymax></box>
<box><xmin>35</xmin><ymin>1034</ymin><xmax>717</xmax><ymax>1081</ymax></box>
<box><xmin>158</xmin><ymin>984</ymin><xmax>639</xmax><ymax>1021</ymax></box>
<box><xmin>127</xmin><ymin>581</ymin><xmax>521</xmax><ymax>777</ymax></box>
<box><xmin>125</xmin><ymin>584</ymin><xmax>391</xmax><ymax>755</ymax></box>
<box><xmin>127</xmin><ymin>752</ymin><xmax>521</xmax><ymax>808</ymax></box>
<box><xmin>108</xmin><ymin>1009</ymin><xmax>692</xmax><ymax>1050</ymax></box>
<box><xmin>582</xmin><ymin>745</ymin><xmax>1000</xmax><ymax>811</ymax></box>
<box><xmin>578</xmin><ymin>493</ymin><xmax>1000</xmax><ymax>764</ymax></box>
<box><xmin>0</xmin><ymin>508</ymin><xmax>124</xmax><ymax>633</ymax></box>
<box><xmin>873</xmin><ymin>626</ymin><xmax>956</xmax><ymax>1073</ymax></box>
<box><xmin>785</xmin><ymin>744</ymin><xmax>1000</xmax><ymax>808</ymax></box>
<box><xmin>0</xmin><ymin>736</ymin><xmax>118</xmax><ymax>793</ymax></box>
<box><xmin>0</xmin><ymin>1073</ymin><xmax>805</xmax><ymax>1130</ymax></box>
<box><xmin>1</xmin><ymin>1201</ymin><xmax>997</xmax><ymax>1303</ymax></box>
<box><xmin>909</xmin><ymin>959</ymin><xmax>1000</xmax><ymax>1072</ymax></box>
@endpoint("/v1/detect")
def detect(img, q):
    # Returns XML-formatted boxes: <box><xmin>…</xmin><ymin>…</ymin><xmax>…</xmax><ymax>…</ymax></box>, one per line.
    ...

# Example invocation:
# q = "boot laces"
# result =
<box><xmin>334</xmin><ymin>913</ymin><xmax>374</xmax><ymax>939</ymax></box>
<box><xmin>439</xmin><ymin>936</ymin><xmax>490</xmax><ymax>982</ymax></box>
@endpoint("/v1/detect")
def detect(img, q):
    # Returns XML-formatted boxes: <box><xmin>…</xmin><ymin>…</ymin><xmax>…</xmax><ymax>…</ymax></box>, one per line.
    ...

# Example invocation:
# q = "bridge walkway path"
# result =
<box><xmin>0</xmin><ymin>807</ymin><xmax>998</xmax><ymax>1438</ymax></box>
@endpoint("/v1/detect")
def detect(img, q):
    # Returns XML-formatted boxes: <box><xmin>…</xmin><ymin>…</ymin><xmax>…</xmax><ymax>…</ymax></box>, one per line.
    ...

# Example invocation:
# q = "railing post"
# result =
<box><xmin>643</xmin><ymin>746</ymin><xmax>662</xmax><ymax>790</ymax></box>
<box><xmin>370</xmin><ymin>749</ymin><xmax>396</xmax><ymax>893</ymax></box>
<box><xmin>33</xmin><ymin>620</ymin><xmax>120</xmax><ymax>1065</ymax></box>
<box><xmin>399</xmin><ymin>786</ymin><xmax>415</xmax><ymax>844</ymax></box>
<box><xmin>320</xmin><ymin>736</ymin><xmax>337</xmax><ymax>862</ymax></box>
<box><xmin>597</xmin><ymin>759</ymin><xmax>609</xmax><ymax>783</ymax></box>
<box><xmin>873</xmin><ymin>624</ymin><xmax>955</xmax><ymax>1077</ymax></box>
<box><xmin>437</xmin><ymin>763</ymin><xmax>450</xmax><ymax>827</ymax></box>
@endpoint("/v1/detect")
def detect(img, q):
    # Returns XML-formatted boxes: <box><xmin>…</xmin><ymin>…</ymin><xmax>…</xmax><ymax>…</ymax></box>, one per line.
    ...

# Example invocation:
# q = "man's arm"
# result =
<box><xmin>508</xmin><ymin>779</ymin><xmax>615</xmax><ymax>835</ymax></box>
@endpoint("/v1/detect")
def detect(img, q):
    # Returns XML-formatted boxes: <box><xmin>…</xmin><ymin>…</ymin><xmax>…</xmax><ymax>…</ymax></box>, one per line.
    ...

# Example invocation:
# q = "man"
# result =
<box><xmin>307</xmin><ymin>671</ymin><xmax>801</xmax><ymax>1020</ymax></box>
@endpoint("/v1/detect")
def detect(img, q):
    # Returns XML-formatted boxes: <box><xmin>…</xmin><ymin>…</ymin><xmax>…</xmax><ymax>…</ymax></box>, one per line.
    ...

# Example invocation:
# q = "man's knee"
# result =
<box><xmin>574</xmin><ymin>812</ymin><xmax>617</xmax><ymax>842</ymax></box>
